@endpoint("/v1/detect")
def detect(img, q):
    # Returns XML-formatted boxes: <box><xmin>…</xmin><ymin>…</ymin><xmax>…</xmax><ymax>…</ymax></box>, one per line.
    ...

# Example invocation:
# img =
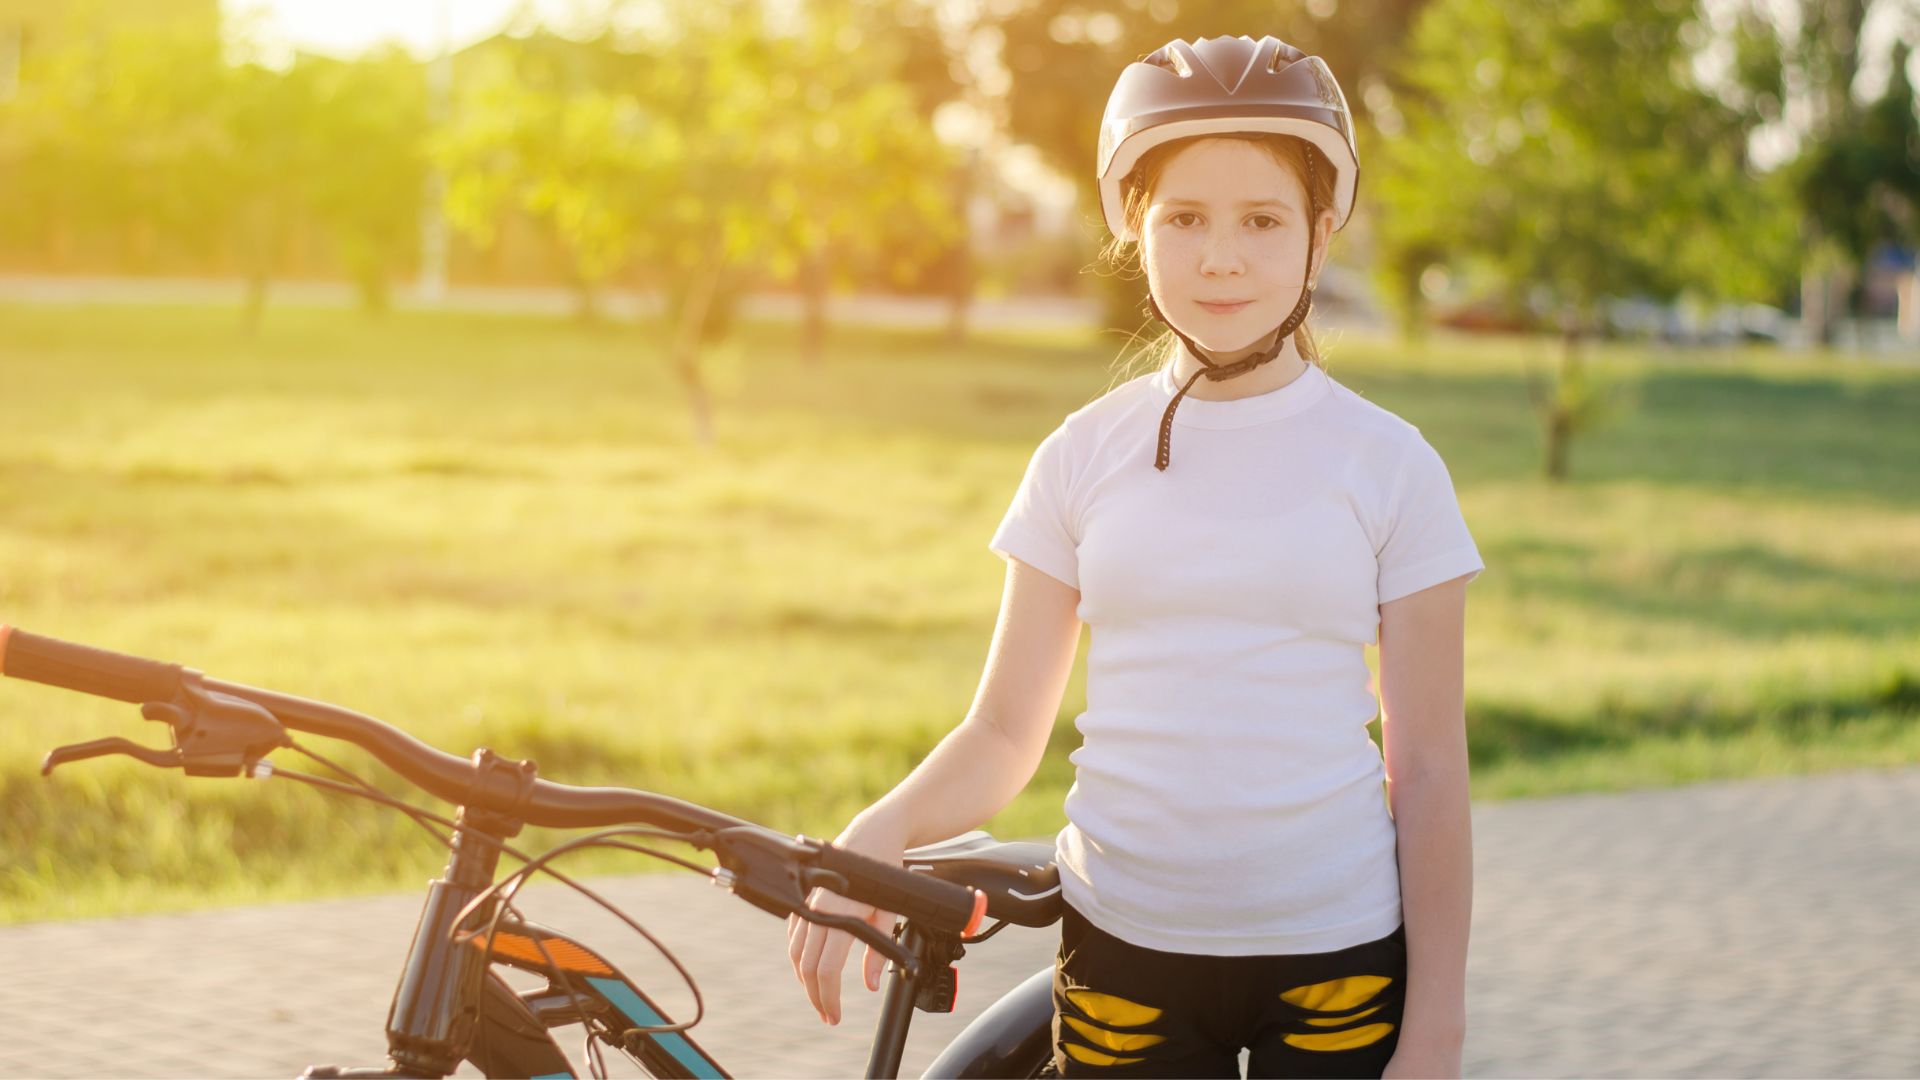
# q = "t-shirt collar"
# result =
<box><xmin>1150</xmin><ymin>359</ymin><xmax>1330</xmax><ymax>430</ymax></box>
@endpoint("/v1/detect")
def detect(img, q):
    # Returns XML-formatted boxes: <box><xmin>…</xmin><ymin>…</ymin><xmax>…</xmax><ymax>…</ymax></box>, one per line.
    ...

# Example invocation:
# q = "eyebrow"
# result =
<box><xmin>1160</xmin><ymin>198</ymin><xmax>1292</xmax><ymax>210</ymax></box>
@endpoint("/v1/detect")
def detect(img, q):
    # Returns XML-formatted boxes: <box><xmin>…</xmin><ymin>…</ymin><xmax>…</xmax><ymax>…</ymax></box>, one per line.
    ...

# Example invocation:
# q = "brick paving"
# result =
<box><xmin>2</xmin><ymin>764</ymin><xmax>1915</xmax><ymax>1078</ymax></box>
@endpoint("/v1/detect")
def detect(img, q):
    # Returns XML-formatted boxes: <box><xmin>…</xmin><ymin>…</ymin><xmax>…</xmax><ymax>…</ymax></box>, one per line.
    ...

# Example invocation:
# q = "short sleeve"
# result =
<box><xmin>988</xmin><ymin>424</ymin><xmax>1080</xmax><ymax>589</ymax></box>
<box><xmin>1375</xmin><ymin>434</ymin><xmax>1484</xmax><ymax>604</ymax></box>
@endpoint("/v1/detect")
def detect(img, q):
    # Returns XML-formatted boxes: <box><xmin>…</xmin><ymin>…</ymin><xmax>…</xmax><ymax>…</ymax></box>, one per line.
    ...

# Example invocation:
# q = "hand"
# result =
<box><xmin>786</xmin><ymin>813</ymin><xmax>910</xmax><ymax>1026</ymax></box>
<box><xmin>1381</xmin><ymin>1035</ymin><xmax>1463</xmax><ymax>1079</ymax></box>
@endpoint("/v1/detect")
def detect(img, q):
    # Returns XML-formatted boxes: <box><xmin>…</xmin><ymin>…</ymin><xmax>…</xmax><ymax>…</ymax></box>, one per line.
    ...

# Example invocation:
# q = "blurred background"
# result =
<box><xmin>0</xmin><ymin>0</ymin><xmax>1916</xmax><ymax>924</ymax></box>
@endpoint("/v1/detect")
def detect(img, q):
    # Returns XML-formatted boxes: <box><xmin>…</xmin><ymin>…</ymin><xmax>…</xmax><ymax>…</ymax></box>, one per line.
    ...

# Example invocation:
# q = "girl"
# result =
<box><xmin>790</xmin><ymin>35</ymin><xmax>1479</xmax><ymax>1079</ymax></box>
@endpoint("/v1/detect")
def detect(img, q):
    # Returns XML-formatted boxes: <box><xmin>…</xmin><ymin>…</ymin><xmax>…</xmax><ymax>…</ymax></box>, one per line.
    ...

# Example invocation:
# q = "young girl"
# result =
<box><xmin>790</xmin><ymin>34</ymin><xmax>1479</xmax><ymax>1079</ymax></box>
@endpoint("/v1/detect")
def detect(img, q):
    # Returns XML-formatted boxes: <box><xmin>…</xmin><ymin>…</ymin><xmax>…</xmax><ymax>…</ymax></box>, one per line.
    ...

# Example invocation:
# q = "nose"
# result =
<box><xmin>1198</xmin><ymin>227</ymin><xmax>1246</xmax><ymax>277</ymax></box>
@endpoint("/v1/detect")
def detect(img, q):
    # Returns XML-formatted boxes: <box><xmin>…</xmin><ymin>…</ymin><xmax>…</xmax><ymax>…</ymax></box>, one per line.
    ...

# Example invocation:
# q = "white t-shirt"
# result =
<box><xmin>988</xmin><ymin>359</ymin><xmax>1484</xmax><ymax>956</ymax></box>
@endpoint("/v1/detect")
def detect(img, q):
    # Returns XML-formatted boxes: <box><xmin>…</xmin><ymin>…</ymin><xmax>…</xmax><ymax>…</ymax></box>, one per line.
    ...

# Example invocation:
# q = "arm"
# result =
<box><xmin>791</xmin><ymin>556</ymin><xmax>1081</xmax><ymax>1027</ymax></box>
<box><xmin>855</xmin><ymin>555</ymin><xmax>1082</xmax><ymax>847</ymax></box>
<box><xmin>1377</xmin><ymin>573</ymin><xmax>1473</xmax><ymax>1076</ymax></box>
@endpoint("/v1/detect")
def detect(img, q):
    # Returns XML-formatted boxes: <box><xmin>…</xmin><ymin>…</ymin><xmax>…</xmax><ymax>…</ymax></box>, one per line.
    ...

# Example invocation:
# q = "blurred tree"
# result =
<box><xmin>434</xmin><ymin>40</ymin><xmax>661</xmax><ymax>325</ymax></box>
<box><xmin>1373</xmin><ymin>0</ymin><xmax>1797</xmax><ymax>481</ymax></box>
<box><xmin>1723</xmin><ymin>0</ymin><xmax>1915</xmax><ymax>345</ymax></box>
<box><xmin>0</xmin><ymin>13</ymin><xmax>427</xmax><ymax>330</ymax></box>
<box><xmin>301</xmin><ymin>49</ymin><xmax>430</xmax><ymax>317</ymax></box>
<box><xmin>1788</xmin><ymin>37</ymin><xmax>1920</xmax><ymax>339</ymax></box>
<box><xmin>221</xmin><ymin>56</ymin><xmax>332</xmax><ymax>336</ymax></box>
<box><xmin>753</xmin><ymin>0</ymin><xmax>964</xmax><ymax>365</ymax></box>
<box><xmin>780</xmin><ymin>0</ymin><xmax>977</xmax><ymax>354</ymax></box>
<box><xmin>0</xmin><ymin>14</ymin><xmax>228</xmax><ymax>275</ymax></box>
<box><xmin>438</xmin><ymin>1</ymin><xmax>961</xmax><ymax>442</ymax></box>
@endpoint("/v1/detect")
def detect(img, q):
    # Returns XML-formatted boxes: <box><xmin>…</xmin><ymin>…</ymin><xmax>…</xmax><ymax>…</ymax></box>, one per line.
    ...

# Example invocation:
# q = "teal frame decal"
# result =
<box><xmin>586</xmin><ymin>976</ymin><xmax>725</xmax><ymax>1079</ymax></box>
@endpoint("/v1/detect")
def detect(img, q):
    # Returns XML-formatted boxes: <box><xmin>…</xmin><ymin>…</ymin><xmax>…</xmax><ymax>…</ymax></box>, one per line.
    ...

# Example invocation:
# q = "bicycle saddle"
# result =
<box><xmin>902</xmin><ymin>830</ymin><xmax>1061</xmax><ymax>928</ymax></box>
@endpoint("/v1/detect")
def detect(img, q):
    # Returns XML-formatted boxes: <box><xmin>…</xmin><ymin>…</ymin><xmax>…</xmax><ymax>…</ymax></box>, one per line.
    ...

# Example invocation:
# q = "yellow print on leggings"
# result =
<box><xmin>1056</xmin><ymin>985</ymin><xmax>1169</xmax><ymax>1067</ymax></box>
<box><xmin>1276</xmin><ymin>974</ymin><xmax>1397</xmax><ymax>1051</ymax></box>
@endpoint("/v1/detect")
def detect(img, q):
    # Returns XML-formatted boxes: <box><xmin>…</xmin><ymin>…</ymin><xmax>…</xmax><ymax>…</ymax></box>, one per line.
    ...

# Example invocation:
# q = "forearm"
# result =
<box><xmin>854</xmin><ymin>716</ymin><xmax>1040</xmax><ymax>849</ymax></box>
<box><xmin>1389</xmin><ymin>766</ymin><xmax>1473</xmax><ymax>1046</ymax></box>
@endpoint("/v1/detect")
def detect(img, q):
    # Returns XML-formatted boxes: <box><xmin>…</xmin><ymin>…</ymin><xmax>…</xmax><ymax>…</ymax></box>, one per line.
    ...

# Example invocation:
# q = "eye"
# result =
<box><xmin>1249</xmin><ymin>214</ymin><xmax>1281</xmax><ymax>230</ymax></box>
<box><xmin>1170</xmin><ymin>212</ymin><xmax>1199</xmax><ymax>227</ymax></box>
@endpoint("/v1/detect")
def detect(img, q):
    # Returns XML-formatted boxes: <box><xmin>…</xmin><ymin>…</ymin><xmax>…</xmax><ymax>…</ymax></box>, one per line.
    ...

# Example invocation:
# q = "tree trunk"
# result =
<box><xmin>1897</xmin><ymin>269</ymin><xmax>1919</xmax><ymax>345</ymax></box>
<box><xmin>1543</xmin><ymin>320</ymin><xmax>1582</xmax><ymax>483</ymax></box>
<box><xmin>800</xmin><ymin>251</ymin><xmax>828</xmax><ymax>367</ymax></box>
<box><xmin>945</xmin><ymin>236</ymin><xmax>974</xmax><ymax>346</ymax></box>
<box><xmin>238</xmin><ymin>195</ymin><xmax>278</xmax><ymax>338</ymax></box>
<box><xmin>669</xmin><ymin>239</ymin><xmax>726</xmax><ymax>448</ymax></box>
<box><xmin>571</xmin><ymin>279</ymin><xmax>603</xmax><ymax>325</ymax></box>
<box><xmin>243</xmin><ymin>271</ymin><xmax>270</xmax><ymax>338</ymax></box>
<box><xmin>1801</xmin><ymin>263</ymin><xmax>1831</xmax><ymax>347</ymax></box>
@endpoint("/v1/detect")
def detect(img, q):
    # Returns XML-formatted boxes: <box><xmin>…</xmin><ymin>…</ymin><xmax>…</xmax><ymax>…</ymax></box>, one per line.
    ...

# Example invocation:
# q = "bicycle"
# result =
<box><xmin>0</xmin><ymin>624</ymin><xmax>1067</xmax><ymax>1079</ymax></box>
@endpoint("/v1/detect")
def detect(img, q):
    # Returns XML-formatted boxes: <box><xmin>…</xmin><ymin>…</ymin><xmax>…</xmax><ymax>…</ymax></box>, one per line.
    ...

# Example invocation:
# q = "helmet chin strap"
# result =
<box><xmin>1149</xmin><ymin>254</ymin><xmax>1317</xmax><ymax>473</ymax></box>
<box><xmin>1148</xmin><ymin>147</ymin><xmax>1320</xmax><ymax>472</ymax></box>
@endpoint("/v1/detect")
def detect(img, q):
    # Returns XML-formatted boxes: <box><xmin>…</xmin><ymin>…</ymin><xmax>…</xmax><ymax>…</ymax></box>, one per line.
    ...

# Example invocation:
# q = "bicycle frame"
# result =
<box><xmin>305</xmin><ymin>798</ymin><xmax>1058</xmax><ymax>1080</ymax></box>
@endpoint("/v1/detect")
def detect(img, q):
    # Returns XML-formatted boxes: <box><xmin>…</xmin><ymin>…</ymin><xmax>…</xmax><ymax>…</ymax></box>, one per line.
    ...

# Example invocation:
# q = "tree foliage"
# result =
<box><xmin>0</xmin><ymin>14</ymin><xmax>425</xmax><ymax>327</ymax></box>
<box><xmin>1372</xmin><ymin>0</ymin><xmax>1799</xmax><ymax>480</ymax></box>
<box><xmin>1376</xmin><ymin>0</ymin><xmax>1796</xmax><ymax>326</ymax></box>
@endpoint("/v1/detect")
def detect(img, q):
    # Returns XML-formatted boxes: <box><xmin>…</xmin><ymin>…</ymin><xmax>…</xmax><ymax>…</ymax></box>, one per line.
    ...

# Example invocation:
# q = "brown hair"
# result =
<box><xmin>1096</xmin><ymin>133</ymin><xmax>1337</xmax><ymax>388</ymax></box>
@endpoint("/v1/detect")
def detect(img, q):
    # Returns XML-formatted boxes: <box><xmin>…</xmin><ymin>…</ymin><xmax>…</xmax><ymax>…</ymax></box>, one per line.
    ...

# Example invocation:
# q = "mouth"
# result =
<box><xmin>1196</xmin><ymin>300</ymin><xmax>1252</xmax><ymax>314</ymax></box>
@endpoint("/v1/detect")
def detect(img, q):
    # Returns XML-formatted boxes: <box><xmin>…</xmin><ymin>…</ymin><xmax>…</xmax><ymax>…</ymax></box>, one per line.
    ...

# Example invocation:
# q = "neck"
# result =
<box><xmin>1171</xmin><ymin>332</ymin><xmax>1310</xmax><ymax>402</ymax></box>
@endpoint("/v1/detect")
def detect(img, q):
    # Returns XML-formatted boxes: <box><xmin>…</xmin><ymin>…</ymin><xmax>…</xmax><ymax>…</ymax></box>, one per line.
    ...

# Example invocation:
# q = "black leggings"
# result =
<box><xmin>1051</xmin><ymin>900</ymin><xmax>1407</xmax><ymax>1078</ymax></box>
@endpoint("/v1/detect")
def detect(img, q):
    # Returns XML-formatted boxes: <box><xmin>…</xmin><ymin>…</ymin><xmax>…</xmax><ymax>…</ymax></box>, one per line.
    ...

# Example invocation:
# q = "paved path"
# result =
<box><xmin>2</xmin><ymin>765</ymin><xmax>1915</xmax><ymax>1078</ymax></box>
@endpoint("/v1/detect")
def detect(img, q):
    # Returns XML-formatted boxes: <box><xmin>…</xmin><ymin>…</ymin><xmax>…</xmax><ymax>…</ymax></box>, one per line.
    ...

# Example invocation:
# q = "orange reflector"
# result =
<box><xmin>469</xmin><ymin>931</ymin><xmax>614</xmax><ymax>975</ymax></box>
<box><xmin>961</xmin><ymin>888</ymin><xmax>989</xmax><ymax>938</ymax></box>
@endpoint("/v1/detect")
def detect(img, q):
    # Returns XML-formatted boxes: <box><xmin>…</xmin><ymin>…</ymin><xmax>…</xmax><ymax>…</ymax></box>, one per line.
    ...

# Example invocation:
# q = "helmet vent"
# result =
<box><xmin>1265</xmin><ymin>40</ymin><xmax>1307</xmax><ymax>72</ymax></box>
<box><xmin>1145</xmin><ymin>42</ymin><xmax>1194</xmax><ymax>78</ymax></box>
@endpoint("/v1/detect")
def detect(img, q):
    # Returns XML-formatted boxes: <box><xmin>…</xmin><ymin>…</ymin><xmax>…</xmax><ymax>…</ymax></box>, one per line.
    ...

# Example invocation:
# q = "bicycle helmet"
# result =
<box><xmin>1097</xmin><ymin>35</ymin><xmax>1360</xmax><ymax>470</ymax></box>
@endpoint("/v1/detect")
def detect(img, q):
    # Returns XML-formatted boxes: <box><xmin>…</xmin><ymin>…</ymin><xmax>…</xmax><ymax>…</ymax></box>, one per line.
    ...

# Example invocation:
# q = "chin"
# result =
<box><xmin>1185</xmin><ymin>326</ymin><xmax>1272</xmax><ymax>354</ymax></box>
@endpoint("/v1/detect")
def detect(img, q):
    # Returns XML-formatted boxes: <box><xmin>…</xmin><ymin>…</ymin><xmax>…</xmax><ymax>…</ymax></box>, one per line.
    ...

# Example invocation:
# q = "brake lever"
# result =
<box><xmin>797</xmin><ymin>906</ymin><xmax>921</xmax><ymax>980</ymax></box>
<box><xmin>705</xmin><ymin>827</ymin><xmax>922</xmax><ymax>978</ymax></box>
<box><xmin>41</xmin><ymin>737</ymin><xmax>183</xmax><ymax>776</ymax></box>
<box><xmin>39</xmin><ymin>677</ymin><xmax>291</xmax><ymax>780</ymax></box>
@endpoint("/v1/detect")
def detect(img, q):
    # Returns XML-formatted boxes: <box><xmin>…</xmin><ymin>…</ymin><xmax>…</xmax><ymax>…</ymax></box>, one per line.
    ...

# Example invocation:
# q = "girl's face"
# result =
<box><xmin>1141</xmin><ymin>138</ymin><xmax>1334</xmax><ymax>354</ymax></box>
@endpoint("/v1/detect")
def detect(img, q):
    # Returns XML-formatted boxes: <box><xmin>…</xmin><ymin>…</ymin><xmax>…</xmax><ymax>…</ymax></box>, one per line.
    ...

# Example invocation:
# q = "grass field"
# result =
<box><xmin>1</xmin><ymin>302</ymin><xmax>1915</xmax><ymax>924</ymax></box>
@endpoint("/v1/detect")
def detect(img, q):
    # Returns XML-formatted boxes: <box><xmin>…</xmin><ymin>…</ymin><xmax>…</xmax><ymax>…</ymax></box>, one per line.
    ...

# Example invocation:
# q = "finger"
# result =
<box><xmin>789</xmin><ymin>919</ymin><xmax>808</xmax><ymax>983</ymax></box>
<box><xmin>798</xmin><ymin>919</ymin><xmax>831</xmax><ymax>1022</ymax></box>
<box><xmin>818</xmin><ymin>930</ymin><xmax>853</xmax><ymax>1024</ymax></box>
<box><xmin>863</xmin><ymin>907</ymin><xmax>896</xmax><ymax>991</ymax></box>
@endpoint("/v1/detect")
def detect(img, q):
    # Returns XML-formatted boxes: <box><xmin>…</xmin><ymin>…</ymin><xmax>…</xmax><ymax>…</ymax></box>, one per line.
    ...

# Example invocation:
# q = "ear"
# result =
<box><xmin>1308</xmin><ymin>210</ymin><xmax>1337</xmax><ymax>285</ymax></box>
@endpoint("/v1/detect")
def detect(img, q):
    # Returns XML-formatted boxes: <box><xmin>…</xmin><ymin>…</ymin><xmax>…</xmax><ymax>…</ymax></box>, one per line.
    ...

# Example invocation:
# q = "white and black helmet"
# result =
<box><xmin>1097</xmin><ymin>35</ymin><xmax>1360</xmax><ymax>244</ymax></box>
<box><xmin>1096</xmin><ymin>35</ymin><xmax>1361</xmax><ymax>471</ymax></box>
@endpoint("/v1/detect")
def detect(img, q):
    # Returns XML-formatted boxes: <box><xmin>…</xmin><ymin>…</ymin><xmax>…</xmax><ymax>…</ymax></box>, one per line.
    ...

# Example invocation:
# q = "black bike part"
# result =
<box><xmin>809</xmin><ymin>834</ymin><xmax>988</xmax><ymax>938</ymax></box>
<box><xmin>902</xmin><ymin>833</ymin><xmax>1063</xmax><ymax>929</ymax></box>
<box><xmin>39</xmin><ymin>679</ymin><xmax>294</xmax><ymax>778</ymax></box>
<box><xmin>0</xmin><ymin>626</ymin><xmax>185</xmax><ymax>705</ymax></box>
<box><xmin>467</xmin><ymin>973</ymin><xmax>579</xmax><ymax>1080</ymax></box>
<box><xmin>301</xmin><ymin>973</ymin><xmax>572</xmax><ymax>1080</ymax></box>
<box><xmin>918</xmin><ymin>965</ymin><xmax>1058</xmax><ymax>1079</ymax></box>
<box><xmin>386</xmin><ymin>828</ymin><xmax>505</xmax><ymax>1077</ymax></box>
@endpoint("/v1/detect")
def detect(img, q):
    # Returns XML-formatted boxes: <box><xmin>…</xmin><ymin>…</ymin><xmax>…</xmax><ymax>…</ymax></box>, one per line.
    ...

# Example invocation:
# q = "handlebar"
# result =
<box><xmin>0</xmin><ymin>624</ymin><xmax>989</xmax><ymax>943</ymax></box>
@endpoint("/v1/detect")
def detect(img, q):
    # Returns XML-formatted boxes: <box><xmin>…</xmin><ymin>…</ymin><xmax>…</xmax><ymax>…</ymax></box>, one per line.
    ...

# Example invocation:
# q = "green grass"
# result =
<box><xmin>1</xmin><ymin>302</ymin><xmax>1915</xmax><ymax>924</ymax></box>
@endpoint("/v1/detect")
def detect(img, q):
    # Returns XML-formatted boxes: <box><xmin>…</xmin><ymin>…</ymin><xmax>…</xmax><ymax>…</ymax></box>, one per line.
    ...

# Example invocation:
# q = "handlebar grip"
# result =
<box><xmin>0</xmin><ymin>626</ymin><xmax>185</xmax><ymax>705</ymax></box>
<box><xmin>813</xmin><ymin>841</ymin><xmax>989</xmax><ymax>938</ymax></box>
